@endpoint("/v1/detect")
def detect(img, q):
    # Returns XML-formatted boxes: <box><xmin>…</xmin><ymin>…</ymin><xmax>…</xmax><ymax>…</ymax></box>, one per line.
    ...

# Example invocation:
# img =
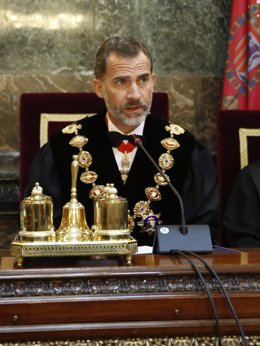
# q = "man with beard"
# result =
<box><xmin>25</xmin><ymin>36</ymin><xmax>219</xmax><ymax>246</ymax></box>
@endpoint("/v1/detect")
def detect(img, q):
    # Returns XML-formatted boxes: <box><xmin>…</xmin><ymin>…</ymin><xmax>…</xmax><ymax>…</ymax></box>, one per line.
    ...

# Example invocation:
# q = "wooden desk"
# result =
<box><xmin>0</xmin><ymin>248</ymin><xmax>260</xmax><ymax>344</ymax></box>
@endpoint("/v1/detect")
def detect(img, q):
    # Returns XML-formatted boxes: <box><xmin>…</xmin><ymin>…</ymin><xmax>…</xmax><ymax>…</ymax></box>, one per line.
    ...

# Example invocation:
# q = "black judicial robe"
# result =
<box><xmin>26</xmin><ymin>112</ymin><xmax>219</xmax><ymax>246</ymax></box>
<box><xmin>224</xmin><ymin>160</ymin><xmax>260</xmax><ymax>247</ymax></box>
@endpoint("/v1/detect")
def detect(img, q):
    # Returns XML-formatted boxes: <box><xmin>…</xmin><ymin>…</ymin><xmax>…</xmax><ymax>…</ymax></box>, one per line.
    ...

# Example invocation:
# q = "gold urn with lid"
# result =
<box><xmin>19</xmin><ymin>182</ymin><xmax>55</xmax><ymax>242</ymax></box>
<box><xmin>93</xmin><ymin>183</ymin><xmax>131</xmax><ymax>241</ymax></box>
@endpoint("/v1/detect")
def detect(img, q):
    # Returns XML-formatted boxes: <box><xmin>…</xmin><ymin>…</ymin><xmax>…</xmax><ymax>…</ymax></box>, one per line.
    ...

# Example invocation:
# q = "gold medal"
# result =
<box><xmin>62</xmin><ymin>123</ymin><xmax>82</xmax><ymax>134</ymax></box>
<box><xmin>165</xmin><ymin>123</ymin><xmax>185</xmax><ymax>135</ymax></box>
<box><xmin>78</xmin><ymin>151</ymin><xmax>92</xmax><ymax>169</ymax></box>
<box><xmin>69</xmin><ymin>135</ymin><xmax>88</xmax><ymax>149</ymax></box>
<box><xmin>159</xmin><ymin>153</ymin><xmax>174</xmax><ymax>170</ymax></box>
<box><xmin>133</xmin><ymin>201</ymin><xmax>150</xmax><ymax>217</ymax></box>
<box><xmin>120</xmin><ymin>153</ymin><xmax>130</xmax><ymax>184</ymax></box>
<box><xmin>80</xmin><ymin>171</ymin><xmax>98</xmax><ymax>184</ymax></box>
<box><xmin>154</xmin><ymin>172</ymin><xmax>170</xmax><ymax>186</ymax></box>
<box><xmin>145</xmin><ymin>187</ymin><xmax>161</xmax><ymax>201</ymax></box>
<box><xmin>161</xmin><ymin>137</ymin><xmax>180</xmax><ymax>151</ymax></box>
<box><xmin>141</xmin><ymin>210</ymin><xmax>161</xmax><ymax>236</ymax></box>
<box><xmin>89</xmin><ymin>185</ymin><xmax>105</xmax><ymax>199</ymax></box>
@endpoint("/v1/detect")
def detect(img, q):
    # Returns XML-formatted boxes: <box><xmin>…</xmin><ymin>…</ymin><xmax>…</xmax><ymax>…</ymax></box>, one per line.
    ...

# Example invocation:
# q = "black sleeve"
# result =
<box><xmin>182</xmin><ymin>142</ymin><xmax>219</xmax><ymax>228</ymax></box>
<box><xmin>224</xmin><ymin>162</ymin><xmax>260</xmax><ymax>247</ymax></box>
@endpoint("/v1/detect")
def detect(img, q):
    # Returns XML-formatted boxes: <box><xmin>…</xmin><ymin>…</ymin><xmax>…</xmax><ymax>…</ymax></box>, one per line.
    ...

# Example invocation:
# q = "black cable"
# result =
<box><xmin>171</xmin><ymin>250</ymin><xmax>222</xmax><ymax>345</ymax></box>
<box><xmin>187</xmin><ymin>250</ymin><xmax>248</xmax><ymax>346</ymax></box>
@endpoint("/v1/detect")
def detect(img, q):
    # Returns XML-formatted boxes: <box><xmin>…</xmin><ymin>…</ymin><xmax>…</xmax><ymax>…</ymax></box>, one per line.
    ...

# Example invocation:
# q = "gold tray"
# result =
<box><xmin>10</xmin><ymin>237</ymin><xmax>138</xmax><ymax>267</ymax></box>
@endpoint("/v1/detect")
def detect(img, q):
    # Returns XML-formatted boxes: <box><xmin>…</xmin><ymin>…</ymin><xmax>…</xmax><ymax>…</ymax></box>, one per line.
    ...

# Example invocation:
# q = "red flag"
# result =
<box><xmin>221</xmin><ymin>0</ymin><xmax>260</xmax><ymax>110</ymax></box>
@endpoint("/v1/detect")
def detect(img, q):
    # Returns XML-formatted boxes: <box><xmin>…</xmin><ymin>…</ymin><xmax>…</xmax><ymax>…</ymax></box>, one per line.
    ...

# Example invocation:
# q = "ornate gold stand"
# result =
<box><xmin>10</xmin><ymin>236</ymin><xmax>138</xmax><ymax>267</ymax></box>
<box><xmin>13</xmin><ymin>134</ymin><xmax>139</xmax><ymax>268</ymax></box>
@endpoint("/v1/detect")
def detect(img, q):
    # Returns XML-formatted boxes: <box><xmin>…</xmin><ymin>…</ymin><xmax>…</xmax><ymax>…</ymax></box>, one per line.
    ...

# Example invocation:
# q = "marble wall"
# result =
<box><xmin>0</xmin><ymin>0</ymin><xmax>232</xmax><ymax>216</ymax></box>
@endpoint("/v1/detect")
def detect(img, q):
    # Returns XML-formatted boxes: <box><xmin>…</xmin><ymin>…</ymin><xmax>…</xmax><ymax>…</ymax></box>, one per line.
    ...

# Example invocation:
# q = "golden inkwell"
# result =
<box><xmin>19</xmin><ymin>182</ymin><xmax>55</xmax><ymax>243</ymax></box>
<box><xmin>93</xmin><ymin>183</ymin><xmax>130</xmax><ymax>242</ymax></box>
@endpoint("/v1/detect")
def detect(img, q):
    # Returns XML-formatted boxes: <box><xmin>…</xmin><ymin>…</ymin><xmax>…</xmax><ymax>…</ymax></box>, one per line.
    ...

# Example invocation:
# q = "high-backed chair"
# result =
<box><xmin>216</xmin><ymin>109</ymin><xmax>260</xmax><ymax>242</ymax></box>
<box><xmin>19</xmin><ymin>92</ymin><xmax>169</xmax><ymax>198</ymax></box>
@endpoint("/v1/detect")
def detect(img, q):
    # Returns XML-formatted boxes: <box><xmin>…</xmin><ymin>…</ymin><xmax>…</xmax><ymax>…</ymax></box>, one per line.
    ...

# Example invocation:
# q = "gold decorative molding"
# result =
<box><xmin>1</xmin><ymin>273</ymin><xmax>260</xmax><ymax>297</ymax></box>
<box><xmin>10</xmin><ymin>237</ymin><xmax>137</xmax><ymax>267</ymax></box>
<box><xmin>40</xmin><ymin>113</ymin><xmax>94</xmax><ymax>147</ymax></box>
<box><xmin>0</xmin><ymin>335</ymin><xmax>255</xmax><ymax>345</ymax></box>
<box><xmin>239</xmin><ymin>128</ymin><xmax>260</xmax><ymax>169</ymax></box>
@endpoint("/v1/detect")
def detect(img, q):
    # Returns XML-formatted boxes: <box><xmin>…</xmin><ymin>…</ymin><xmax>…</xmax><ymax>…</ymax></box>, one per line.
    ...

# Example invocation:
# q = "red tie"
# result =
<box><xmin>117</xmin><ymin>141</ymin><xmax>136</xmax><ymax>153</ymax></box>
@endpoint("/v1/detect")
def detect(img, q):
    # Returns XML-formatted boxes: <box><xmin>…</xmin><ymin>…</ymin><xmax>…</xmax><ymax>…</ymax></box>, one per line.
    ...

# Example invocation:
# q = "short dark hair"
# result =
<box><xmin>94</xmin><ymin>36</ymin><xmax>153</xmax><ymax>79</ymax></box>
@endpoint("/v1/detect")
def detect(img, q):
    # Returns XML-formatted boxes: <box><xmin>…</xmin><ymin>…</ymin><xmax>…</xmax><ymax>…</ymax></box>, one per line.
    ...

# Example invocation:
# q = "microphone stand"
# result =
<box><xmin>132</xmin><ymin>134</ymin><xmax>213</xmax><ymax>254</ymax></box>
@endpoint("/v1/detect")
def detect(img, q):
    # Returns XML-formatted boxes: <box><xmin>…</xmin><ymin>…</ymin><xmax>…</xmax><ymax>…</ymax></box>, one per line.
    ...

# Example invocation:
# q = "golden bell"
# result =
<box><xmin>19</xmin><ymin>182</ymin><xmax>55</xmax><ymax>242</ymax></box>
<box><xmin>56</xmin><ymin>155</ymin><xmax>93</xmax><ymax>242</ymax></box>
<box><xmin>93</xmin><ymin>183</ymin><xmax>130</xmax><ymax>241</ymax></box>
<box><xmin>56</xmin><ymin>199</ymin><xmax>92</xmax><ymax>242</ymax></box>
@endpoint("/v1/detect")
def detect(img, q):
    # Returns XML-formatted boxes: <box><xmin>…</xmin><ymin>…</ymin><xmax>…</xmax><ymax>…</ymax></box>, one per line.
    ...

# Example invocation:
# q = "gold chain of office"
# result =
<box><xmin>62</xmin><ymin>120</ymin><xmax>184</xmax><ymax>235</ymax></box>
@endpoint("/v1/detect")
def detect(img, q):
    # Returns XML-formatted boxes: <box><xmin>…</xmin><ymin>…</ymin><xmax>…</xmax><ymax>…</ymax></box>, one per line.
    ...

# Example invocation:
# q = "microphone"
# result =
<box><xmin>132</xmin><ymin>135</ymin><xmax>213</xmax><ymax>253</ymax></box>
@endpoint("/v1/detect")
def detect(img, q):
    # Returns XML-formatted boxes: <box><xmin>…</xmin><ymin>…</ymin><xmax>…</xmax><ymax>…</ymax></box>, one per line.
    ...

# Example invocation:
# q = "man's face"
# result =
<box><xmin>93</xmin><ymin>52</ymin><xmax>155</xmax><ymax>132</ymax></box>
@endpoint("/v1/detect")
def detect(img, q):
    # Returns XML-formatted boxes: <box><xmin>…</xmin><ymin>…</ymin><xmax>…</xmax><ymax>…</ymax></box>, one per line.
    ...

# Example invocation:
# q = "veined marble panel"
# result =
<box><xmin>156</xmin><ymin>75</ymin><xmax>222</xmax><ymax>152</ymax></box>
<box><xmin>137</xmin><ymin>0</ymin><xmax>231</xmax><ymax>74</ymax></box>
<box><xmin>0</xmin><ymin>0</ymin><xmax>137</xmax><ymax>74</ymax></box>
<box><xmin>0</xmin><ymin>0</ymin><xmax>96</xmax><ymax>74</ymax></box>
<box><xmin>0</xmin><ymin>0</ymin><xmax>231</xmax><ymax>74</ymax></box>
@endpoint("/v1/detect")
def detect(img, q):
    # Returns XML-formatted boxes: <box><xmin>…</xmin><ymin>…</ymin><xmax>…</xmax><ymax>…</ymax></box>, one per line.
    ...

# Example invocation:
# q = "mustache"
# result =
<box><xmin>124</xmin><ymin>101</ymin><xmax>146</xmax><ymax>108</ymax></box>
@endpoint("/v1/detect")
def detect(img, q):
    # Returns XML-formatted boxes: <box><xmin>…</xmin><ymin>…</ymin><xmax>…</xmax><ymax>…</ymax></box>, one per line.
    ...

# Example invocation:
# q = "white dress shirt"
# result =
<box><xmin>107</xmin><ymin>115</ymin><xmax>145</xmax><ymax>172</ymax></box>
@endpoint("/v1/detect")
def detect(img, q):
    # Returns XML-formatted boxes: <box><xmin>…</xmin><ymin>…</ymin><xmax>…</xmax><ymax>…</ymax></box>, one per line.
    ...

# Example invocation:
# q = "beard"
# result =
<box><xmin>104</xmin><ymin>95</ymin><xmax>152</xmax><ymax>128</ymax></box>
